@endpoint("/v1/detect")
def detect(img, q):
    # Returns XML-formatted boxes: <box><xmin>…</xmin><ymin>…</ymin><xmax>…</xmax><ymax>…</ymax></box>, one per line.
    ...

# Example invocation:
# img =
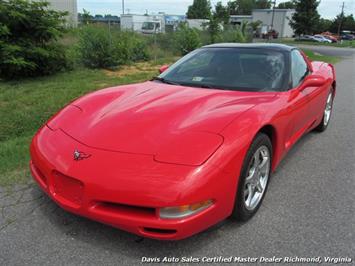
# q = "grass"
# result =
<box><xmin>0</xmin><ymin>50</ymin><xmax>339</xmax><ymax>187</ymax></box>
<box><xmin>303</xmin><ymin>49</ymin><xmax>341</xmax><ymax>65</ymax></box>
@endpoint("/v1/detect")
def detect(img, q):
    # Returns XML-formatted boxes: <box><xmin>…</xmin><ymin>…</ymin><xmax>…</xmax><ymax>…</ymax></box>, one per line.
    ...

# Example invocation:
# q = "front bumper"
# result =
<box><xmin>30</xmin><ymin>126</ymin><xmax>236</xmax><ymax>240</ymax></box>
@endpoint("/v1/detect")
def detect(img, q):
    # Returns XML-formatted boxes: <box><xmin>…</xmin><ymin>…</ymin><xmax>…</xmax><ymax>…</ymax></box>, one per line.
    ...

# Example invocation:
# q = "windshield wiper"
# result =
<box><xmin>151</xmin><ymin>78</ymin><xmax>225</xmax><ymax>90</ymax></box>
<box><xmin>151</xmin><ymin>77</ymin><xmax>181</xmax><ymax>86</ymax></box>
<box><xmin>184</xmin><ymin>83</ymin><xmax>225</xmax><ymax>90</ymax></box>
<box><xmin>196</xmin><ymin>84</ymin><xmax>215</xmax><ymax>89</ymax></box>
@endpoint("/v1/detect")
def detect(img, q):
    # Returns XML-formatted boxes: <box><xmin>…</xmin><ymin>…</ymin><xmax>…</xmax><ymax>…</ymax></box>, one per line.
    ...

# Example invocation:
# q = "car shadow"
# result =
<box><xmin>29</xmin><ymin>184</ymin><xmax>235</xmax><ymax>258</ymax></box>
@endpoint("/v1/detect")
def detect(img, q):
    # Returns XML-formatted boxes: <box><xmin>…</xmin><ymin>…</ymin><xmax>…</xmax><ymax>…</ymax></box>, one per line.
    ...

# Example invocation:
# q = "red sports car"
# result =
<box><xmin>30</xmin><ymin>44</ymin><xmax>336</xmax><ymax>240</ymax></box>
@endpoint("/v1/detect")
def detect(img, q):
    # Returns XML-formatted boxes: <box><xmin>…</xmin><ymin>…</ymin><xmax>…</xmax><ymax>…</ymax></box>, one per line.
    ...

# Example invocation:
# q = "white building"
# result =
<box><xmin>230</xmin><ymin>15</ymin><xmax>253</xmax><ymax>26</ymax></box>
<box><xmin>121</xmin><ymin>14</ymin><xmax>210</xmax><ymax>33</ymax></box>
<box><xmin>121</xmin><ymin>14</ymin><xmax>166</xmax><ymax>33</ymax></box>
<box><xmin>186</xmin><ymin>19</ymin><xmax>210</xmax><ymax>30</ymax></box>
<box><xmin>37</xmin><ymin>0</ymin><xmax>78</xmax><ymax>26</ymax></box>
<box><xmin>252</xmin><ymin>9</ymin><xmax>295</xmax><ymax>38</ymax></box>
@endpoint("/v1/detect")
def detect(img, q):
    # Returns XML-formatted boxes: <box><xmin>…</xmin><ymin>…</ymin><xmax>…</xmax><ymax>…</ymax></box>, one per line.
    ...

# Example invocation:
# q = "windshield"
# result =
<box><xmin>159</xmin><ymin>47</ymin><xmax>289</xmax><ymax>92</ymax></box>
<box><xmin>142</xmin><ymin>22</ymin><xmax>155</xmax><ymax>30</ymax></box>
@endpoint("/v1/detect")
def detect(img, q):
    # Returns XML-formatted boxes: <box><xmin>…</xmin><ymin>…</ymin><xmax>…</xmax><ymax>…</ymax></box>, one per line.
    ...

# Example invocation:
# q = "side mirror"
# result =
<box><xmin>159</xmin><ymin>65</ymin><xmax>169</xmax><ymax>74</ymax></box>
<box><xmin>299</xmin><ymin>74</ymin><xmax>326</xmax><ymax>91</ymax></box>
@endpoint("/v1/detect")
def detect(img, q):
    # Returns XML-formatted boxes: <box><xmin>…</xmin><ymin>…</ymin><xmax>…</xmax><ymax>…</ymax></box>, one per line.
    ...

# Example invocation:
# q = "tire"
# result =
<box><xmin>232</xmin><ymin>133</ymin><xmax>272</xmax><ymax>221</ymax></box>
<box><xmin>314</xmin><ymin>88</ymin><xmax>334</xmax><ymax>132</ymax></box>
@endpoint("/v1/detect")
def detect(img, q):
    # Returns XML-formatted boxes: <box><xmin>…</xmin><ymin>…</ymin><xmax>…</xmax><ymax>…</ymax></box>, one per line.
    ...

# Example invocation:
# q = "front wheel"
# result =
<box><xmin>232</xmin><ymin>133</ymin><xmax>272</xmax><ymax>221</ymax></box>
<box><xmin>315</xmin><ymin>88</ymin><xmax>334</xmax><ymax>132</ymax></box>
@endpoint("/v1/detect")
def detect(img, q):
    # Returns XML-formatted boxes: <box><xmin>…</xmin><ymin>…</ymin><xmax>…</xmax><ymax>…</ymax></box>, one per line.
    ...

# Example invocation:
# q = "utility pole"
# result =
<box><xmin>270</xmin><ymin>1</ymin><xmax>276</xmax><ymax>30</ymax></box>
<box><xmin>337</xmin><ymin>2</ymin><xmax>345</xmax><ymax>37</ymax></box>
<box><xmin>269</xmin><ymin>1</ymin><xmax>276</xmax><ymax>40</ymax></box>
<box><xmin>122</xmin><ymin>0</ymin><xmax>125</xmax><ymax>14</ymax></box>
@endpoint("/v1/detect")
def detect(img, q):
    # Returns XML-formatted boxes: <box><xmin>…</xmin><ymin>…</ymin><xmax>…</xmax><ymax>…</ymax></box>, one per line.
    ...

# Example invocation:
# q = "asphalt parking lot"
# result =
<box><xmin>0</xmin><ymin>46</ymin><xmax>354</xmax><ymax>265</ymax></box>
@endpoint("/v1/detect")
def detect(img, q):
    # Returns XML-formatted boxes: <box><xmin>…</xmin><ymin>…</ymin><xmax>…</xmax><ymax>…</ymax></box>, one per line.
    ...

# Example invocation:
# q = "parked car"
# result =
<box><xmin>30</xmin><ymin>43</ymin><xmax>336</xmax><ymax>240</ymax></box>
<box><xmin>295</xmin><ymin>35</ymin><xmax>321</xmax><ymax>42</ymax></box>
<box><xmin>322</xmin><ymin>35</ymin><xmax>338</xmax><ymax>43</ymax></box>
<box><xmin>321</xmin><ymin>32</ymin><xmax>340</xmax><ymax>42</ymax></box>
<box><xmin>341</xmin><ymin>34</ymin><xmax>354</xmax><ymax>40</ymax></box>
<box><xmin>314</xmin><ymin>35</ymin><xmax>332</xmax><ymax>43</ymax></box>
<box><xmin>262</xmin><ymin>30</ymin><xmax>279</xmax><ymax>39</ymax></box>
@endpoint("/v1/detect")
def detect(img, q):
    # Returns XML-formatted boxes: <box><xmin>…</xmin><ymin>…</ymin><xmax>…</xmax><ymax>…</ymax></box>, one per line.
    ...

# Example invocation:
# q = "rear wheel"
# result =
<box><xmin>232</xmin><ymin>133</ymin><xmax>272</xmax><ymax>221</ymax></box>
<box><xmin>315</xmin><ymin>88</ymin><xmax>334</xmax><ymax>132</ymax></box>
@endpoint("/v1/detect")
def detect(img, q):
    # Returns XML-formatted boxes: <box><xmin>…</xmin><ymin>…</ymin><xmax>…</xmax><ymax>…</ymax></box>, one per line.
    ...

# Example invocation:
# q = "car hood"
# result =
<box><xmin>49</xmin><ymin>81</ymin><xmax>276</xmax><ymax>156</ymax></box>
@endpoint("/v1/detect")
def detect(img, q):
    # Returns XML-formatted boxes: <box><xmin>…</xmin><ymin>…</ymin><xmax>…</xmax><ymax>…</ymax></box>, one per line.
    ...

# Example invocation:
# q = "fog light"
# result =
<box><xmin>159</xmin><ymin>200</ymin><xmax>213</xmax><ymax>219</ymax></box>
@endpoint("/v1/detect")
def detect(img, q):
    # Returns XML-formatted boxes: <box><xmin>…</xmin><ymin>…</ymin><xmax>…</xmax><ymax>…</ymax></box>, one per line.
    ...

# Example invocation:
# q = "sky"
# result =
<box><xmin>78</xmin><ymin>0</ymin><xmax>354</xmax><ymax>20</ymax></box>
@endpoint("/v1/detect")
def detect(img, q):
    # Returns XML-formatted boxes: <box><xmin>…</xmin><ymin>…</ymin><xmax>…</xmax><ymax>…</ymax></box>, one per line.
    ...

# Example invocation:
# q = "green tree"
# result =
<box><xmin>206</xmin><ymin>1</ymin><xmax>231</xmax><ymax>43</ymax></box>
<box><xmin>214</xmin><ymin>1</ymin><xmax>230</xmax><ymax>25</ymax></box>
<box><xmin>277</xmin><ymin>1</ymin><xmax>296</xmax><ymax>9</ymax></box>
<box><xmin>255</xmin><ymin>0</ymin><xmax>272</xmax><ymax>9</ymax></box>
<box><xmin>330</xmin><ymin>14</ymin><xmax>355</xmax><ymax>33</ymax></box>
<box><xmin>81</xmin><ymin>9</ymin><xmax>92</xmax><ymax>25</ymax></box>
<box><xmin>0</xmin><ymin>0</ymin><xmax>70</xmax><ymax>79</ymax></box>
<box><xmin>187</xmin><ymin>0</ymin><xmax>212</xmax><ymax>19</ymax></box>
<box><xmin>342</xmin><ymin>14</ymin><xmax>355</xmax><ymax>31</ymax></box>
<box><xmin>317</xmin><ymin>18</ymin><xmax>332</xmax><ymax>33</ymax></box>
<box><xmin>249</xmin><ymin>20</ymin><xmax>262</xmax><ymax>31</ymax></box>
<box><xmin>207</xmin><ymin>15</ymin><xmax>222</xmax><ymax>43</ymax></box>
<box><xmin>175</xmin><ymin>23</ymin><xmax>201</xmax><ymax>55</ymax></box>
<box><xmin>222</xmin><ymin>21</ymin><xmax>250</xmax><ymax>43</ymax></box>
<box><xmin>290</xmin><ymin>0</ymin><xmax>321</xmax><ymax>35</ymax></box>
<box><xmin>227</xmin><ymin>0</ymin><xmax>255</xmax><ymax>15</ymax></box>
<box><xmin>227</xmin><ymin>0</ymin><xmax>239</xmax><ymax>15</ymax></box>
<box><xmin>227</xmin><ymin>0</ymin><xmax>271</xmax><ymax>15</ymax></box>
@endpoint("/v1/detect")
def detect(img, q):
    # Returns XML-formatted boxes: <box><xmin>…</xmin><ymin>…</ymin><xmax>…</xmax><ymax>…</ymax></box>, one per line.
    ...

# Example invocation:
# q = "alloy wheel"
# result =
<box><xmin>324</xmin><ymin>91</ymin><xmax>333</xmax><ymax>126</ymax></box>
<box><xmin>243</xmin><ymin>146</ymin><xmax>271</xmax><ymax>211</ymax></box>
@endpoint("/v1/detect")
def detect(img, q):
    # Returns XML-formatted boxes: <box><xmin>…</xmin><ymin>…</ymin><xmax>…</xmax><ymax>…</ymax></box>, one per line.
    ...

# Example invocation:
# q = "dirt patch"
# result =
<box><xmin>104</xmin><ymin>62</ymin><xmax>160</xmax><ymax>77</ymax></box>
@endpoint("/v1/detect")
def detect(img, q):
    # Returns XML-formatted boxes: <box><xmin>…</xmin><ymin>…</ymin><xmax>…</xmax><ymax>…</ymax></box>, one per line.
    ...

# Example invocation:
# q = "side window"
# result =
<box><xmin>291</xmin><ymin>50</ymin><xmax>309</xmax><ymax>87</ymax></box>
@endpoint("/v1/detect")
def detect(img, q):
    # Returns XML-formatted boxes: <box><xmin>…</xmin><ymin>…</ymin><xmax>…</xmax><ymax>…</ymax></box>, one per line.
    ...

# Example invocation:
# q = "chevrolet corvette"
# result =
<box><xmin>30</xmin><ymin>43</ymin><xmax>336</xmax><ymax>240</ymax></box>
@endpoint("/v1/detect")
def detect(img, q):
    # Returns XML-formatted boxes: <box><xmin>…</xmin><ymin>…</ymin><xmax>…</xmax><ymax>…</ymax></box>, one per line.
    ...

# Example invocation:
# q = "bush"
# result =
<box><xmin>197</xmin><ymin>30</ymin><xmax>212</xmax><ymax>46</ymax></box>
<box><xmin>221</xmin><ymin>29</ymin><xmax>247</xmax><ymax>43</ymax></box>
<box><xmin>206</xmin><ymin>17</ymin><xmax>223</xmax><ymax>44</ymax></box>
<box><xmin>220</xmin><ymin>23</ymin><xmax>252</xmax><ymax>43</ymax></box>
<box><xmin>0</xmin><ymin>0</ymin><xmax>70</xmax><ymax>79</ymax></box>
<box><xmin>154</xmin><ymin>33</ymin><xmax>177</xmax><ymax>51</ymax></box>
<box><xmin>121</xmin><ymin>31</ymin><xmax>149</xmax><ymax>62</ymax></box>
<box><xmin>78</xmin><ymin>25</ymin><xmax>117</xmax><ymax>68</ymax></box>
<box><xmin>143</xmin><ymin>33</ymin><xmax>179</xmax><ymax>61</ymax></box>
<box><xmin>175</xmin><ymin>23</ymin><xmax>201</xmax><ymax>55</ymax></box>
<box><xmin>77</xmin><ymin>25</ymin><xmax>149</xmax><ymax>69</ymax></box>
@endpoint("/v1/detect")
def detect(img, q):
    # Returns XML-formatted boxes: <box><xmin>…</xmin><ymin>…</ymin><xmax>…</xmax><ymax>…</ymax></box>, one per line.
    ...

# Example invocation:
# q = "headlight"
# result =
<box><xmin>159</xmin><ymin>200</ymin><xmax>213</xmax><ymax>219</ymax></box>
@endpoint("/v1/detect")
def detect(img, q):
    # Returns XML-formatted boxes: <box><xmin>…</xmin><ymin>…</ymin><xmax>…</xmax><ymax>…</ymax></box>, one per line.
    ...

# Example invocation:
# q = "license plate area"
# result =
<box><xmin>52</xmin><ymin>171</ymin><xmax>84</xmax><ymax>209</ymax></box>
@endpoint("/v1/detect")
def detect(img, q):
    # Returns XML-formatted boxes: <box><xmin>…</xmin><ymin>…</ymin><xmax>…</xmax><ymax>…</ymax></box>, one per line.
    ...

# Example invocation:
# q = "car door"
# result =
<box><xmin>283</xmin><ymin>49</ymin><xmax>312</xmax><ymax>149</ymax></box>
<box><xmin>300</xmin><ymin>58</ymin><xmax>330</xmax><ymax>124</ymax></box>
